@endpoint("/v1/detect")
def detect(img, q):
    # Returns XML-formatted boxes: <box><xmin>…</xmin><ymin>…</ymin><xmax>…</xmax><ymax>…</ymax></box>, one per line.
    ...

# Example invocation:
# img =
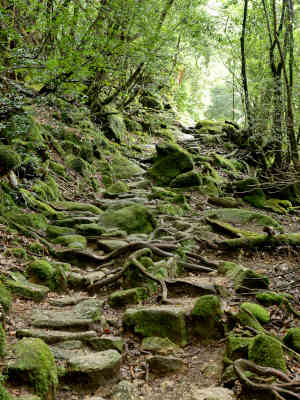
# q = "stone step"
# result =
<box><xmin>16</xmin><ymin>328</ymin><xmax>98</xmax><ymax>344</ymax></box>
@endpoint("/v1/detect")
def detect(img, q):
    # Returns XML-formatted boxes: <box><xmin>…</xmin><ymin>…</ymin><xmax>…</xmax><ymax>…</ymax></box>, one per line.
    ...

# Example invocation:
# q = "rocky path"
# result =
<box><xmin>1</xmin><ymin>123</ymin><xmax>300</xmax><ymax>400</ymax></box>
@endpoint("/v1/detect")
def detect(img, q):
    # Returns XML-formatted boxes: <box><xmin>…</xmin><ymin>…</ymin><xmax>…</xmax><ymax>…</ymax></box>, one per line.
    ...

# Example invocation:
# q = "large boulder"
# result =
<box><xmin>248</xmin><ymin>334</ymin><xmax>286</xmax><ymax>371</ymax></box>
<box><xmin>148</xmin><ymin>143</ymin><xmax>194</xmax><ymax>185</ymax></box>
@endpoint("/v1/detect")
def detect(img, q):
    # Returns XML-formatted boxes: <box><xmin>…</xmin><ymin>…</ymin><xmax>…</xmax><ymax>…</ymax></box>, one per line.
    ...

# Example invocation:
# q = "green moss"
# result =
<box><xmin>75</xmin><ymin>223</ymin><xmax>106</xmax><ymax>235</ymax></box>
<box><xmin>46</xmin><ymin>225</ymin><xmax>76</xmax><ymax>238</ymax></box>
<box><xmin>148</xmin><ymin>143</ymin><xmax>194</xmax><ymax>185</ymax></box>
<box><xmin>105</xmin><ymin>181</ymin><xmax>129</xmax><ymax>195</ymax></box>
<box><xmin>99</xmin><ymin>204</ymin><xmax>155</xmax><ymax>234</ymax></box>
<box><xmin>213</xmin><ymin>154</ymin><xmax>238</xmax><ymax>171</ymax></box>
<box><xmin>170</xmin><ymin>170</ymin><xmax>201</xmax><ymax>188</ymax></box>
<box><xmin>236</xmin><ymin>307</ymin><xmax>265</xmax><ymax>332</ymax></box>
<box><xmin>28</xmin><ymin>242</ymin><xmax>46</xmax><ymax>256</ymax></box>
<box><xmin>98</xmin><ymin>153</ymin><xmax>144</xmax><ymax>180</ymax></box>
<box><xmin>108</xmin><ymin>287</ymin><xmax>149</xmax><ymax>308</ymax></box>
<box><xmin>4</xmin><ymin>247</ymin><xmax>27</xmax><ymax>260</ymax></box>
<box><xmin>32</xmin><ymin>176</ymin><xmax>61</xmax><ymax>202</ymax></box>
<box><xmin>264</xmin><ymin>199</ymin><xmax>292</xmax><ymax>214</ymax></box>
<box><xmin>26</xmin><ymin>260</ymin><xmax>68</xmax><ymax>292</ymax></box>
<box><xmin>0</xmin><ymin>376</ymin><xmax>11</xmax><ymax>400</ymax></box>
<box><xmin>51</xmin><ymin>201</ymin><xmax>103</xmax><ymax>215</ymax></box>
<box><xmin>256</xmin><ymin>291</ymin><xmax>288</xmax><ymax>306</ymax></box>
<box><xmin>52</xmin><ymin>234</ymin><xmax>87</xmax><ymax>249</ymax></box>
<box><xmin>0</xmin><ymin>323</ymin><xmax>6</xmax><ymax>358</ymax></box>
<box><xmin>283</xmin><ymin>328</ymin><xmax>300</xmax><ymax>353</ymax></box>
<box><xmin>157</xmin><ymin>202</ymin><xmax>185</xmax><ymax>216</ymax></box>
<box><xmin>20</xmin><ymin>190</ymin><xmax>58</xmax><ymax>217</ymax></box>
<box><xmin>0</xmin><ymin>283</ymin><xmax>12</xmax><ymax>313</ymax></box>
<box><xmin>123</xmin><ymin>306</ymin><xmax>188</xmax><ymax>346</ymax></box>
<box><xmin>191</xmin><ymin>295</ymin><xmax>224</xmax><ymax>340</ymax></box>
<box><xmin>61</xmin><ymin>140</ymin><xmax>81</xmax><ymax>155</ymax></box>
<box><xmin>67</xmin><ymin>156</ymin><xmax>88</xmax><ymax>175</ymax></box>
<box><xmin>5</xmin><ymin>272</ymin><xmax>49</xmax><ymax>301</ymax></box>
<box><xmin>5</xmin><ymin>211</ymin><xmax>48</xmax><ymax>231</ymax></box>
<box><xmin>204</xmin><ymin>208</ymin><xmax>281</xmax><ymax>229</ymax></box>
<box><xmin>248</xmin><ymin>334</ymin><xmax>286</xmax><ymax>371</ymax></box>
<box><xmin>9</xmin><ymin>338</ymin><xmax>58</xmax><ymax>400</ymax></box>
<box><xmin>49</xmin><ymin>161</ymin><xmax>66</xmax><ymax>177</ymax></box>
<box><xmin>240</xmin><ymin>302</ymin><xmax>270</xmax><ymax>324</ymax></box>
<box><xmin>0</xmin><ymin>146</ymin><xmax>21</xmax><ymax>175</ymax></box>
<box><xmin>150</xmin><ymin>187</ymin><xmax>186</xmax><ymax>204</ymax></box>
<box><xmin>234</xmin><ymin>177</ymin><xmax>266</xmax><ymax>208</ymax></box>
<box><xmin>226</xmin><ymin>336</ymin><xmax>254</xmax><ymax>361</ymax></box>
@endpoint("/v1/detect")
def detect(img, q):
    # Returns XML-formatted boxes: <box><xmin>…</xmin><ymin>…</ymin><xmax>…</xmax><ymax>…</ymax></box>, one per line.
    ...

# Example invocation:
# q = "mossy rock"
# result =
<box><xmin>194</xmin><ymin>120</ymin><xmax>224</xmax><ymax>134</ymax></box>
<box><xmin>5</xmin><ymin>247</ymin><xmax>28</xmax><ymax>260</ymax></box>
<box><xmin>98</xmin><ymin>154</ymin><xmax>145</xmax><ymax>180</ymax></box>
<box><xmin>61</xmin><ymin>140</ymin><xmax>81</xmax><ymax>155</ymax></box>
<box><xmin>0</xmin><ymin>283</ymin><xmax>12</xmax><ymax>313</ymax></box>
<box><xmin>75</xmin><ymin>223</ymin><xmax>106</xmax><ymax>235</ymax></box>
<box><xmin>190</xmin><ymin>295</ymin><xmax>224</xmax><ymax>341</ymax></box>
<box><xmin>283</xmin><ymin>327</ymin><xmax>300</xmax><ymax>353</ymax></box>
<box><xmin>240</xmin><ymin>302</ymin><xmax>270</xmax><ymax>324</ymax></box>
<box><xmin>7</xmin><ymin>338</ymin><xmax>58</xmax><ymax>400</ymax></box>
<box><xmin>46</xmin><ymin>225</ymin><xmax>76</xmax><ymax>238</ymax></box>
<box><xmin>79</xmin><ymin>141</ymin><xmax>94</xmax><ymax>162</ymax></box>
<box><xmin>99</xmin><ymin>204</ymin><xmax>155</xmax><ymax>234</ymax></box>
<box><xmin>226</xmin><ymin>336</ymin><xmax>254</xmax><ymax>361</ymax></box>
<box><xmin>105</xmin><ymin>181</ymin><xmax>129</xmax><ymax>196</ymax></box>
<box><xmin>52</xmin><ymin>234</ymin><xmax>87</xmax><ymax>249</ymax></box>
<box><xmin>264</xmin><ymin>198</ymin><xmax>292</xmax><ymax>214</ymax></box>
<box><xmin>108</xmin><ymin>287</ymin><xmax>149</xmax><ymax>308</ymax></box>
<box><xmin>26</xmin><ymin>260</ymin><xmax>68</xmax><ymax>292</ymax></box>
<box><xmin>148</xmin><ymin>143</ymin><xmax>194</xmax><ymax>185</ymax></box>
<box><xmin>204</xmin><ymin>208</ymin><xmax>281</xmax><ymax>230</ymax></box>
<box><xmin>20</xmin><ymin>190</ymin><xmax>58</xmax><ymax>217</ymax></box>
<box><xmin>51</xmin><ymin>201</ymin><xmax>103</xmax><ymax>215</ymax></box>
<box><xmin>248</xmin><ymin>334</ymin><xmax>286</xmax><ymax>371</ymax></box>
<box><xmin>149</xmin><ymin>187</ymin><xmax>186</xmax><ymax>204</ymax></box>
<box><xmin>49</xmin><ymin>161</ymin><xmax>66</xmax><ymax>177</ymax></box>
<box><xmin>256</xmin><ymin>291</ymin><xmax>289</xmax><ymax>306</ymax></box>
<box><xmin>156</xmin><ymin>202</ymin><xmax>185</xmax><ymax>216</ymax></box>
<box><xmin>123</xmin><ymin>306</ymin><xmax>188</xmax><ymax>346</ymax></box>
<box><xmin>103</xmin><ymin>105</ymin><xmax>127</xmax><ymax>143</ymax></box>
<box><xmin>234</xmin><ymin>268</ymin><xmax>269</xmax><ymax>292</ymax></box>
<box><xmin>236</xmin><ymin>308</ymin><xmax>265</xmax><ymax>332</ymax></box>
<box><xmin>213</xmin><ymin>154</ymin><xmax>239</xmax><ymax>171</ymax></box>
<box><xmin>141</xmin><ymin>337</ymin><xmax>179</xmax><ymax>355</ymax></box>
<box><xmin>170</xmin><ymin>170</ymin><xmax>201</xmax><ymax>188</ymax></box>
<box><xmin>0</xmin><ymin>146</ymin><xmax>21</xmax><ymax>176</ymax></box>
<box><xmin>5</xmin><ymin>272</ymin><xmax>49</xmax><ymax>301</ymax></box>
<box><xmin>88</xmin><ymin>335</ymin><xmax>124</xmax><ymax>353</ymax></box>
<box><xmin>5</xmin><ymin>211</ymin><xmax>48</xmax><ymax>231</ymax></box>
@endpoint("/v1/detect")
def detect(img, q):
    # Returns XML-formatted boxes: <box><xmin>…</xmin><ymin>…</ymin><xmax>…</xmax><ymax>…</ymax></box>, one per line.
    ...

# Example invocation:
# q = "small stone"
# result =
<box><xmin>147</xmin><ymin>356</ymin><xmax>184</xmax><ymax>374</ymax></box>
<box><xmin>89</xmin><ymin>335</ymin><xmax>124</xmax><ymax>352</ymax></box>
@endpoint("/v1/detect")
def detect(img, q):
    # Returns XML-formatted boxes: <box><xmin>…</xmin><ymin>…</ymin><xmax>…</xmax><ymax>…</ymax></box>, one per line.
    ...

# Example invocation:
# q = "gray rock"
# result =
<box><xmin>111</xmin><ymin>380</ymin><xmax>137</xmax><ymax>400</ymax></box>
<box><xmin>5</xmin><ymin>272</ymin><xmax>49</xmax><ymax>301</ymax></box>
<box><xmin>67</xmin><ymin>349</ymin><xmax>121</xmax><ymax>387</ymax></box>
<box><xmin>147</xmin><ymin>356</ymin><xmax>185</xmax><ymax>374</ymax></box>
<box><xmin>16</xmin><ymin>328</ymin><xmax>98</xmax><ymax>344</ymax></box>
<box><xmin>123</xmin><ymin>305</ymin><xmax>189</xmax><ymax>346</ymax></box>
<box><xmin>89</xmin><ymin>335</ymin><xmax>124</xmax><ymax>352</ymax></box>
<box><xmin>32</xmin><ymin>299</ymin><xmax>103</xmax><ymax>330</ymax></box>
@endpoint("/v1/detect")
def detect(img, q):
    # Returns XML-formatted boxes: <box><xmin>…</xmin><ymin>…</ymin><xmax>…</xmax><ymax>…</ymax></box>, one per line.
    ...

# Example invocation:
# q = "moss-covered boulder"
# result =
<box><xmin>66</xmin><ymin>350</ymin><xmax>121</xmax><ymax>388</ymax></box>
<box><xmin>5</xmin><ymin>272</ymin><xmax>49</xmax><ymax>301</ymax></box>
<box><xmin>75</xmin><ymin>223</ymin><xmax>106</xmax><ymax>235</ymax></box>
<box><xmin>235</xmin><ymin>307</ymin><xmax>265</xmax><ymax>332</ymax></box>
<box><xmin>190</xmin><ymin>295</ymin><xmax>224</xmax><ymax>341</ymax></box>
<box><xmin>105</xmin><ymin>181</ymin><xmax>129</xmax><ymax>196</ymax></box>
<box><xmin>204</xmin><ymin>208</ymin><xmax>281</xmax><ymax>230</ymax></box>
<box><xmin>46</xmin><ymin>225</ymin><xmax>76</xmax><ymax>238</ymax></box>
<box><xmin>26</xmin><ymin>260</ymin><xmax>69</xmax><ymax>292</ymax></box>
<box><xmin>108</xmin><ymin>287</ymin><xmax>149</xmax><ymax>308</ymax></box>
<box><xmin>234</xmin><ymin>268</ymin><xmax>269</xmax><ymax>292</ymax></box>
<box><xmin>240</xmin><ymin>302</ymin><xmax>270</xmax><ymax>324</ymax></box>
<box><xmin>7</xmin><ymin>338</ymin><xmax>58</xmax><ymax>400</ymax></box>
<box><xmin>248</xmin><ymin>334</ymin><xmax>286</xmax><ymax>371</ymax></box>
<box><xmin>148</xmin><ymin>143</ymin><xmax>194</xmax><ymax>185</ymax></box>
<box><xmin>283</xmin><ymin>327</ymin><xmax>300</xmax><ymax>353</ymax></box>
<box><xmin>19</xmin><ymin>190</ymin><xmax>58</xmax><ymax>217</ymax></box>
<box><xmin>5</xmin><ymin>211</ymin><xmax>48</xmax><ymax>231</ymax></box>
<box><xmin>98</xmin><ymin>153</ymin><xmax>144</xmax><ymax>181</ymax></box>
<box><xmin>67</xmin><ymin>157</ymin><xmax>88</xmax><ymax>175</ymax></box>
<box><xmin>52</xmin><ymin>234</ymin><xmax>87</xmax><ymax>249</ymax></box>
<box><xmin>99</xmin><ymin>204</ymin><xmax>155</xmax><ymax>234</ymax></box>
<box><xmin>123</xmin><ymin>305</ymin><xmax>188</xmax><ymax>346</ymax></box>
<box><xmin>194</xmin><ymin>120</ymin><xmax>224</xmax><ymax>134</ymax></box>
<box><xmin>0</xmin><ymin>146</ymin><xmax>21</xmax><ymax>176</ymax></box>
<box><xmin>256</xmin><ymin>291</ymin><xmax>288</xmax><ymax>306</ymax></box>
<box><xmin>170</xmin><ymin>170</ymin><xmax>201</xmax><ymax>188</ymax></box>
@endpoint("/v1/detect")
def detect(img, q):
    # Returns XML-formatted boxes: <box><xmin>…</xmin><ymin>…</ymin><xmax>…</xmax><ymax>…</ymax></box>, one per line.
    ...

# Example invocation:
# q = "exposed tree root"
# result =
<box><xmin>234</xmin><ymin>358</ymin><xmax>300</xmax><ymax>400</ymax></box>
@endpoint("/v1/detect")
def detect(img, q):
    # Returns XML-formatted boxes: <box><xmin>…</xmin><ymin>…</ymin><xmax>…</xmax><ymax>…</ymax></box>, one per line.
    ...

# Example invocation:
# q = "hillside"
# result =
<box><xmin>0</xmin><ymin>97</ymin><xmax>300</xmax><ymax>400</ymax></box>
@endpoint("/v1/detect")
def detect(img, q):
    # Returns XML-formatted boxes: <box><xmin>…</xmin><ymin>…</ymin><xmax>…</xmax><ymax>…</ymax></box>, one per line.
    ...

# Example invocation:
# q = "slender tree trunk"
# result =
<box><xmin>240</xmin><ymin>0</ymin><xmax>253</xmax><ymax>135</ymax></box>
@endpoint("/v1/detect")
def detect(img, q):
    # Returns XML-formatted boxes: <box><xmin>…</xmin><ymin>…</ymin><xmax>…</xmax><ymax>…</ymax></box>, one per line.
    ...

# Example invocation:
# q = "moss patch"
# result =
<box><xmin>8</xmin><ymin>338</ymin><xmax>58</xmax><ymax>400</ymax></box>
<box><xmin>240</xmin><ymin>302</ymin><xmax>270</xmax><ymax>324</ymax></box>
<box><xmin>283</xmin><ymin>328</ymin><xmax>300</xmax><ymax>353</ymax></box>
<box><xmin>248</xmin><ymin>334</ymin><xmax>286</xmax><ymax>371</ymax></box>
